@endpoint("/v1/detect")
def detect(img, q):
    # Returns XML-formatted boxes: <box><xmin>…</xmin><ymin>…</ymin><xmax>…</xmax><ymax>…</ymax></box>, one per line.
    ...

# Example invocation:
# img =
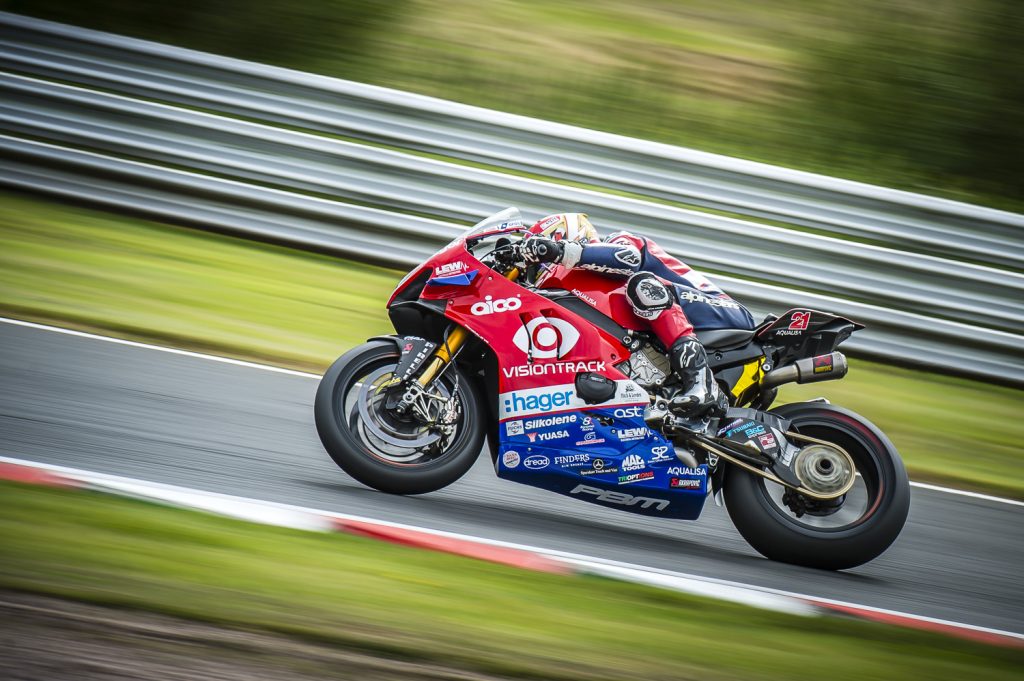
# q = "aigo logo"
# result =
<box><xmin>513</xmin><ymin>317</ymin><xmax>580</xmax><ymax>359</ymax></box>
<box><xmin>472</xmin><ymin>295</ymin><xmax>522</xmax><ymax>316</ymax></box>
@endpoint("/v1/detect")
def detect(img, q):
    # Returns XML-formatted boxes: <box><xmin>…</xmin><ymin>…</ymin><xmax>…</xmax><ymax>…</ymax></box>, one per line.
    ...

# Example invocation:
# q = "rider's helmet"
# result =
<box><xmin>526</xmin><ymin>213</ymin><xmax>598</xmax><ymax>244</ymax></box>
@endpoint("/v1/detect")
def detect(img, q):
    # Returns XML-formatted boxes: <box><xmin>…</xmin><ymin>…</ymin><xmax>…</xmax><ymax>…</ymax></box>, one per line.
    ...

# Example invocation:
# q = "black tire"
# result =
<box><xmin>314</xmin><ymin>339</ymin><xmax>485</xmax><ymax>494</ymax></box>
<box><xmin>724</xmin><ymin>402</ymin><xmax>910</xmax><ymax>570</ymax></box>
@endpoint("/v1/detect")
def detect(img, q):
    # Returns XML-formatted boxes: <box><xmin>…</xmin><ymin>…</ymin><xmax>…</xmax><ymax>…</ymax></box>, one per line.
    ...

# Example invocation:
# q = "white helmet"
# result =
<box><xmin>527</xmin><ymin>213</ymin><xmax>598</xmax><ymax>243</ymax></box>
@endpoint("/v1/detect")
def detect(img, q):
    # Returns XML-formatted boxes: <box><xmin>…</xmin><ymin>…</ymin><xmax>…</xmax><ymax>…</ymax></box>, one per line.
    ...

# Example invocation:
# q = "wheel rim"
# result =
<box><xmin>337</xmin><ymin>357</ymin><xmax>464</xmax><ymax>467</ymax></box>
<box><xmin>756</xmin><ymin>419</ymin><xmax>884</xmax><ymax>532</ymax></box>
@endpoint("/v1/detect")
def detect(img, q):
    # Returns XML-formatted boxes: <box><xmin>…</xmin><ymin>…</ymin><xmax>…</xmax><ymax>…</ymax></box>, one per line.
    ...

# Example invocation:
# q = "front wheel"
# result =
<box><xmin>724</xmin><ymin>402</ymin><xmax>910</xmax><ymax>570</ymax></box>
<box><xmin>314</xmin><ymin>339</ymin><xmax>485</xmax><ymax>494</ymax></box>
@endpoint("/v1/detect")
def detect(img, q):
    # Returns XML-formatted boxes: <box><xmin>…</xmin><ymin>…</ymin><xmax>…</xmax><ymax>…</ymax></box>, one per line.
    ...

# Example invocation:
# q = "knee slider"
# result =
<box><xmin>626</xmin><ymin>272</ymin><xmax>673</xmax><ymax>319</ymax></box>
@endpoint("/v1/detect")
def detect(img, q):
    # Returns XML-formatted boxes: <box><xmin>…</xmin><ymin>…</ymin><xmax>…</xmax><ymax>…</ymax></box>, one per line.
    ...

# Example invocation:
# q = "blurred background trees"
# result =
<box><xmin>7</xmin><ymin>0</ymin><xmax>1021</xmax><ymax>209</ymax></box>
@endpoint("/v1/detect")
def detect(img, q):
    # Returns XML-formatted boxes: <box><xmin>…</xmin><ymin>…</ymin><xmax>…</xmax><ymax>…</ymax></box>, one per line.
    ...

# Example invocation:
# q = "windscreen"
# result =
<box><xmin>464</xmin><ymin>207</ymin><xmax>527</xmax><ymax>238</ymax></box>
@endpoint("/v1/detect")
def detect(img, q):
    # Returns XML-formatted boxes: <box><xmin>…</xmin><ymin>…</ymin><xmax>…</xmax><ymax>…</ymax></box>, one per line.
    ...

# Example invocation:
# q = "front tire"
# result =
<box><xmin>314</xmin><ymin>339</ymin><xmax>485</xmax><ymax>494</ymax></box>
<box><xmin>724</xmin><ymin>402</ymin><xmax>910</xmax><ymax>570</ymax></box>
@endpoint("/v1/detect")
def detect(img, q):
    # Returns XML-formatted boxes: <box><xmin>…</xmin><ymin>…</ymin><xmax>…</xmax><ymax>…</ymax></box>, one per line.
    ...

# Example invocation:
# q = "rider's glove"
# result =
<box><xmin>522</xmin><ymin>237</ymin><xmax>565</xmax><ymax>265</ymax></box>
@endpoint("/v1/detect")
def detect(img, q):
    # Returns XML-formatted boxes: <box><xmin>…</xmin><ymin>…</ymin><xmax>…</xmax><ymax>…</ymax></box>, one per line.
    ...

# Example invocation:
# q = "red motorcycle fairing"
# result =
<box><xmin>399</xmin><ymin>235</ymin><xmax>710</xmax><ymax>521</ymax></box>
<box><xmin>539</xmin><ymin>267</ymin><xmax>648</xmax><ymax>331</ymax></box>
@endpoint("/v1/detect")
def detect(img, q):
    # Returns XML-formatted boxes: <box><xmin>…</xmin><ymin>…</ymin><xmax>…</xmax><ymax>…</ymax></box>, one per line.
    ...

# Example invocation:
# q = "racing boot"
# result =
<box><xmin>668</xmin><ymin>336</ymin><xmax>727</xmax><ymax>418</ymax></box>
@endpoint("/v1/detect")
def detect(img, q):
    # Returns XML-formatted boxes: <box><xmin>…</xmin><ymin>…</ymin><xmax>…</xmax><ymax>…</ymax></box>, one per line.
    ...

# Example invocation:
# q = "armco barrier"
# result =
<box><xmin>0</xmin><ymin>13</ymin><xmax>1021</xmax><ymax>385</ymax></box>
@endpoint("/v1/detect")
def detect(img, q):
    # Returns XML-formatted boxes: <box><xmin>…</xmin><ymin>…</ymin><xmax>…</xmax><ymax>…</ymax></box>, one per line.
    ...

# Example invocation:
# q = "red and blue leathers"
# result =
<box><xmin>561</xmin><ymin>231</ymin><xmax>755</xmax><ymax>349</ymax></box>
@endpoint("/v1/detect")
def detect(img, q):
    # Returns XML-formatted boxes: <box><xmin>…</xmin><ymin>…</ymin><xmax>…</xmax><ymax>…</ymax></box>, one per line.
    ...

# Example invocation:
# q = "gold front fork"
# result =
<box><xmin>416</xmin><ymin>266</ymin><xmax>520</xmax><ymax>387</ymax></box>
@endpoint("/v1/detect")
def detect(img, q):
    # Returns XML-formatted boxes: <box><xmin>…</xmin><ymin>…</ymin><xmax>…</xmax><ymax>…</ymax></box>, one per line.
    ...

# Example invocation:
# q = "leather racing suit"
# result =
<box><xmin>524</xmin><ymin>217</ymin><xmax>754</xmax><ymax>417</ymax></box>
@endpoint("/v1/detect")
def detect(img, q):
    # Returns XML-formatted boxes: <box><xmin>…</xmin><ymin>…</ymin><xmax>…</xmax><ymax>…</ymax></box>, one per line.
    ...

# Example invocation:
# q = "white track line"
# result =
<box><xmin>0</xmin><ymin>317</ymin><xmax>319</xmax><ymax>379</ymax></box>
<box><xmin>2</xmin><ymin>454</ymin><xmax>1020</xmax><ymax>641</ymax></box>
<box><xmin>2</xmin><ymin>315</ymin><xmax>1021</xmax><ymax>507</ymax></box>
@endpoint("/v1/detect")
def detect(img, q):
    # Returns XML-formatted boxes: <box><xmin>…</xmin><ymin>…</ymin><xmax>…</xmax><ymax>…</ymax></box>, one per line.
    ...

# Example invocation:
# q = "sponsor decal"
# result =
<box><xmin>621</xmin><ymin>454</ymin><xmax>646</xmax><ymax>472</ymax></box>
<box><xmin>580</xmin><ymin>416</ymin><xmax>595</xmax><ymax>431</ymax></box>
<box><xmin>499</xmin><ymin>383</ymin><xmax>650</xmax><ymax>419</ymax></box>
<box><xmin>433</xmin><ymin>261</ymin><xmax>466</xmax><ymax>276</ymax></box>
<box><xmin>472</xmin><ymin>295</ymin><xmax>522</xmax><ymax>316</ymax></box>
<box><xmin>813</xmin><ymin>355</ymin><xmax>834</xmax><ymax>374</ymax></box>
<box><xmin>501</xmin><ymin>387</ymin><xmax>574</xmax><ymax>418</ymax></box>
<box><xmin>498</xmin><ymin>218</ymin><xmax>523</xmax><ymax>230</ymax></box>
<box><xmin>613</xmin><ymin>406</ymin><xmax>644</xmax><ymax>419</ymax></box>
<box><xmin>649</xmin><ymin>445</ymin><xmax>672</xmax><ymax>463</ymax></box>
<box><xmin>502</xmin><ymin>360</ymin><xmax>605</xmax><ymax>379</ymax></box>
<box><xmin>670</xmin><ymin>477</ymin><xmax>702</xmax><ymax>489</ymax></box>
<box><xmin>576</xmin><ymin>431</ymin><xmax>607</xmax><ymax>446</ymax></box>
<box><xmin>536</xmin><ymin>215</ymin><xmax>561</xmax><ymax>231</ymax></box>
<box><xmin>724</xmin><ymin>420</ymin><xmax>762</xmax><ymax>438</ymax></box>
<box><xmin>506</xmin><ymin>420</ymin><xmax>524</xmax><ymax>436</ymax></box>
<box><xmin>555</xmin><ymin>453</ymin><xmax>590</xmax><ymax>466</ymax></box>
<box><xmin>676</xmin><ymin>289</ymin><xmax>740</xmax><ymax>309</ymax></box>
<box><xmin>571</xmin><ymin>288</ymin><xmax>598</xmax><ymax>306</ymax></box>
<box><xmin>668</xmin><ymin>466</ymin><xmax>706</xmax><ymax>476</ymax></box>
<box><xmin>616</xmin><ymin>427</ymin><xmax>648</xmax><ymax>441</ymax></box>
<box><xmin>524</xmin><ymin>455</ymin><xmax>549</xmax><ymax>470</ymax></box>
<box><xmin>526</xmin><ymin>430</ymin><xmax>569</xmax><ymax>443</ymax></box>
<box><xmin>524</xmin><ymin>414</ymin><xmax>576</xmax><ymax>430</ymax></box>
<box><xmin>619</xmin><ymin>471</ymin><xmax>655</xmax><ymax>484</ymax></box>
<box><xmin>580</xmin><ymin>458</ymin><xmax>618</xmax><ymax>475</ymax></box>
<box><xmin>717</xmin><ymin>418</ymin><xmax>744</xmax><ymax>436</ymax></box>
<box><xmin>614</xmin><ymin>249</ymin><xmax>642</xmax><ymax>267</ymax></box>
<box><xmin>618</xmin><ymin>382</ymin><xmax>647</xmax><ymax>401</ymax></box>
<box><xmin>503</xmin><ymin>451</ymin><xmax>520</xmax><ymax>468</ymax></box>
<box><xmin>579</xmin><ymin>263</ymin><xmax>635</xmax><ymax>276</ymax></box>
<box><xmin>759</xmin><ymin>433</ymin><xmax>777</xmax><ymax>449</ymax></box>
<box><xmin>512</xmin><ymin>317</ymin><xmax>581</xmax><ymax>359</ymax></box>
<box><xmin>571</xmin><ymin>485</ymin><xmax>669</xmax><ymax>511</ymax></box>
<box><xmin>789</xmin><ymin>311</ymin><xmax>811</xmax><ymax>330</ymax></box>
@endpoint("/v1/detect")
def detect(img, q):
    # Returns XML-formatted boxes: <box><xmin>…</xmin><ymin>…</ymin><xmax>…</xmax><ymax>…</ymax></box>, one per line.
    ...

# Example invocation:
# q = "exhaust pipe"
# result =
<box><xmin>761</xmin><ymin>352</ymin><xmax>848</xmax><ymax>391</ymax></box>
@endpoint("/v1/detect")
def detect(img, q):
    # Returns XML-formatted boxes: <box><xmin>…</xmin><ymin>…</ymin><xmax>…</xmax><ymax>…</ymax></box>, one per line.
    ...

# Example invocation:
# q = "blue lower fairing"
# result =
<box><xmin>496</xmin><ymin>407</ymin><xmax>708</xmax><ymax>520</ymax></box>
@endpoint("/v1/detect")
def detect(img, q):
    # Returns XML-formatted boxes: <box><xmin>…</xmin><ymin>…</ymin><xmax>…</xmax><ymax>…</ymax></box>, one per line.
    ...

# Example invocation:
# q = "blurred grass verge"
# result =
<box><xmin>1</xmin><ymin>481</ymin><xmax>1020</xmax><ymax>680</ymax></box>
<box><xmin>1</xmin><ymin>193</ymin><xmax>1021</xmax><ymax>498</ymax></box>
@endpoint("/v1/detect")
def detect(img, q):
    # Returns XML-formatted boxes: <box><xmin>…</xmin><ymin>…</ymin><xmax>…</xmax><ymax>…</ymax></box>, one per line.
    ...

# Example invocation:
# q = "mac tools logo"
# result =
<box><xmin>622</xmin><ymin>454</ymin><xmax>646</xmax><ymax>471</ymax></box>
<box><xmin>512</xmin><ymin>317</ymin><xmax>580</xmax><ymax>359</ymax></box>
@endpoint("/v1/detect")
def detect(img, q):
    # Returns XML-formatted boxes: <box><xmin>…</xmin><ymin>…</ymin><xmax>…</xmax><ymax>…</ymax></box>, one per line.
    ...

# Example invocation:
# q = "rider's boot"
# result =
<box><xmin>668</xmin><ymin>336</ymin><xmax>727</xmax><ymax>419</ymax></box>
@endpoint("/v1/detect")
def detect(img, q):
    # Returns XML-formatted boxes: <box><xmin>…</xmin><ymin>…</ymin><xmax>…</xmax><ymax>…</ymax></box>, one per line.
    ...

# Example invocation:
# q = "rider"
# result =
<box><xmin>521</xmin><ymin>213</ymin><xmax>755</xmax><ymax>418</ymax></box>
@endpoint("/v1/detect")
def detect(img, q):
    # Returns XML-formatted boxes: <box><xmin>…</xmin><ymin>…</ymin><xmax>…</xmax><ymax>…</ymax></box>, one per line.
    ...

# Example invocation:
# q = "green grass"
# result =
<box><xmin>0</xmin><ymin>192</ymin><xmax>1021</xmax><ymax>498</ymax></box>
<box><xmin>0</xmin><ymin>481</ymin><xmax>1020</xmax><ymax>680</ymax></box>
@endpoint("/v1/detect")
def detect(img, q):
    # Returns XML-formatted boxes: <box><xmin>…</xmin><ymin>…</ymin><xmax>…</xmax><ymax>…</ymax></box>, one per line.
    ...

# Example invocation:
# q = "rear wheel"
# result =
<box><xmin>314</xmin><ymin>339</ymin><xmax>485</xmax><ymax>494</ymax></box>
<box><xmin>724</xmin><ymin>402</ymin><xmax>910</xmax><ymax>570</ymax></box>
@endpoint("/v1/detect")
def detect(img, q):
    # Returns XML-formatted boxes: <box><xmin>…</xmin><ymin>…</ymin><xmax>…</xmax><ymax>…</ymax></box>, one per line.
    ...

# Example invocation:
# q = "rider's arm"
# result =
<box><xmin>562</xmin><ymin>241</ymin><xmax>642</xmax><ymax>278</ymax></box>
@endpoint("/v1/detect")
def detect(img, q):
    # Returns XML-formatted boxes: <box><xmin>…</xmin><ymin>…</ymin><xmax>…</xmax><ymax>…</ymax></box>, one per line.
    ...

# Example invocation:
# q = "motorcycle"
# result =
<box><xmin>314</xmin><ymin>208</ymin><xmax>910</xmax><ymax>570</ymax></box>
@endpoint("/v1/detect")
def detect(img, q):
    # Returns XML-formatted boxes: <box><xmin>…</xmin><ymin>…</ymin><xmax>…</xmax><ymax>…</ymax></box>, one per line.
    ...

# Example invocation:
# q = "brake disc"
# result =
<box><xmin>355</xmin><ymin>366</ymin><xmax>449</xmax><ymax>448</ymax></box>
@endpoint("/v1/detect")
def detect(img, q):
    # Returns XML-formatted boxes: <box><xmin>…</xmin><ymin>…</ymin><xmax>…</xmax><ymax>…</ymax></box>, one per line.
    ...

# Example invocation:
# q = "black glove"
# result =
<box><xmin>522</xmin><ymin>237</ymin><xmax>565</xmax><ymax>264</ymax></box>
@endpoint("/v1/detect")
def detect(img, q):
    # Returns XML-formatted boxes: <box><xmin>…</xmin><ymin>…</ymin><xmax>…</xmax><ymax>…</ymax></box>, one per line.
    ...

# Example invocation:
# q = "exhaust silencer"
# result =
<box><xmin>761</xmin><ymin>352</ymin><xmax>848</xmax><ymax>391</ymax></box>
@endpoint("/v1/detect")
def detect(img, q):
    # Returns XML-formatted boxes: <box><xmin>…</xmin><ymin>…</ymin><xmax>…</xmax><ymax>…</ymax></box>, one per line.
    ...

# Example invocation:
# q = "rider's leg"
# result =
<box><xmin>624</xmin><ymin>273</ymin><xmax>725</xmax><ymax>417</ymax></box>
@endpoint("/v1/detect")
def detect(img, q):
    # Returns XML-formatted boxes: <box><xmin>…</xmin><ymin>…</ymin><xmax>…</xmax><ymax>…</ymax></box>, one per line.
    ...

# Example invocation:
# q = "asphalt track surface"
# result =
<box><xmin>1</xmin><ymin>320</ymin><xmax>1022</xmax><ymax>634</ymax></box>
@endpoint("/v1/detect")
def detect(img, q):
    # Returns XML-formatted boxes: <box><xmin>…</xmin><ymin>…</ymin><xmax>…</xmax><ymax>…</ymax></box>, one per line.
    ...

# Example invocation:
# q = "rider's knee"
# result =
<box><xmin>625</xmin><ymin>272</ymin><xmax>674</xmax><ymax>319</ymax></box>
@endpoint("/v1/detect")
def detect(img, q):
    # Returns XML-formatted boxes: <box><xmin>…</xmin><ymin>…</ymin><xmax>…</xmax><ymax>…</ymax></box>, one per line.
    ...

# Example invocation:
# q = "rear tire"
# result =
<box><xmin>314</xmin><ymin>339</ymin><xmax>485</xmax><ymax>494</ymax></box>
<box><xmin>724</xmin><ymin>402</ymin><xmax>910</xmax><ymax>570</ymax></box>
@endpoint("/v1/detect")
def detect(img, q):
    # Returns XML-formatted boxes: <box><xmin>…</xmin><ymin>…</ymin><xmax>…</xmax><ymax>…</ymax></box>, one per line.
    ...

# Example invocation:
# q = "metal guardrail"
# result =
<box><xmin>0</xmin><ymin>13</ymin><xmax>1021</xmax><ymax>385</ymax></box>
<box><xmin>2</xmin><ymin>12</ymin><xmax>1023</xmax><ymax>271</ymax></box>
